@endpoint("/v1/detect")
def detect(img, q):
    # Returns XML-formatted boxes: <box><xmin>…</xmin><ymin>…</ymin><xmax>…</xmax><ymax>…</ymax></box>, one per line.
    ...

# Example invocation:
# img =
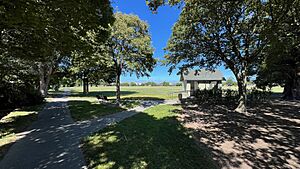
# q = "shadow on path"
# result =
<box><xmin>0</xmin><ymin>93</ymin><xmax>167</xmax><ymax>169</ymax></box>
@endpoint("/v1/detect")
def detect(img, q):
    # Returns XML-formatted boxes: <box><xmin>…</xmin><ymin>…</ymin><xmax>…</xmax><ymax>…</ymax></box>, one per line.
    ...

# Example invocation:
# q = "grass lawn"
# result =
<box><xmin>68</xmin><ymin>97</ymin><xmax>126</xmax><ymax>121</ymax></box>
<box><xmin>0</xmin><ymin>104</ymin><xmax>45</xmax><ymax>159</ymax></box>
<box><xmin>67</xmin><ymin>86</ymin><xmax>181</xmax><ymax>100</ymax></box>
<box><xmin>81</xmin><ymin>104</ymin><xmax>217</xmax><ymax>169</ymax></box>
<box><xmin>270</xmin><ymin>86</ymin><xmax>284</xmax><ymax>93</ymax></box>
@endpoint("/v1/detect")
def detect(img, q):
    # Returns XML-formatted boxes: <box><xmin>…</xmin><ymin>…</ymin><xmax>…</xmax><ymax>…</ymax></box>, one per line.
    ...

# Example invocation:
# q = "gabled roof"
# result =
<box><xmin>180</xmin><ymin>69</ymin><xmax>223</xmax><ymax>81</ymax></box>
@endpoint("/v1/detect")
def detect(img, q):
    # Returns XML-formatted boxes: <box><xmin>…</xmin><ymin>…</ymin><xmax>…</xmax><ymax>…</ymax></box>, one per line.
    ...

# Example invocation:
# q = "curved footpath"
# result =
<box><xmin>0</xmin><ymin>92</ymin><xmax>177</xmax><ymax>169</ymax></box>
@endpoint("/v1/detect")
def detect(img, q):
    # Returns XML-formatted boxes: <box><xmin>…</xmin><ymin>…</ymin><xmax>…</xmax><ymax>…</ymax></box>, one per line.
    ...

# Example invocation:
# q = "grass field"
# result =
<box><xmin>67</xmin><ymin>86</ymin><xmax>182</xmax><ymax>100</ymax></box>
<box><xmin>82</xmin><ymin>104</ymin><xmax>217</xmax><ymax>169</ymax></box>
<box><xmin>68</xmin><ymin>100</ymin><xmax>126</xmax><ymax>121</ymax></box>
<box><xmin>66</xmin><ymin>85</ymin><xmax>284</xmax><ymax>121</ymax></box>
<box><xmin>66</xmin><ymin>86</ymin><xmax>181</xmax><ymax>121</ymax></box>
<box><xmin>0</xmin><ymin>104</ymin><xmax>45</xmax><ymax>159</ymax></box>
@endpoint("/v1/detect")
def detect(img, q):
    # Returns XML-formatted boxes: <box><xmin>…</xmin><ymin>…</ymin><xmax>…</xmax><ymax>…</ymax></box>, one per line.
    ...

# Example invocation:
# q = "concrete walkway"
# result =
<box><xmin>0</xmin><ymin>93</ymin><xmax>174</xmax><ymax>169</ymax></box>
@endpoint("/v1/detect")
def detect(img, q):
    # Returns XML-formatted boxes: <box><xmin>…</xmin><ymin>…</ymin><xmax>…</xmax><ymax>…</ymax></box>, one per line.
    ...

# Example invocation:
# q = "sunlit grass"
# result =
<box><xmin>0</xmin><ymin>104</ymin><xmax>44</xmax><ymax>159</ymax></box>
<box><xmin>82</xmin><ymin>104</ymin><xmax>217</xmax><ymax>169</ymax></box>
<box><xmin>67</xmin><ymin>86</ymin><xmax>181</xmax><ymax>100</ymax></box>
<box><xmin>67</xmin><ymin>96</ymin><xmax>141</xmax><ymax>121</ymax></box>
<box><xmin>68</xmin><ymin>97</ymin><xmax>126</xmax><ymax>121</ymax></box>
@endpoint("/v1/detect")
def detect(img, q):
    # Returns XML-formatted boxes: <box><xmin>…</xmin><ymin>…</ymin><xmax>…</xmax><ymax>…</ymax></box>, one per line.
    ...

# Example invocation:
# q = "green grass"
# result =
<box><xmin>0</xmin><ymin>104</ymin><xmax>45</xmax><ymax>159</ymax></box>
<box><xmin>271</xmin><ymin>86</ymin><xmax>283</xmax><ymax>93</ymax></box>
<box><xmin>67</xmin><ymin>86</ymin><xmax>181</xmax><ymax>100</ymax></box>
<box><xmin>68</xmin><ymin>97</ymin><xmax>126</xmax><ymax>121</ymax></box>
<box><xmin>81</xmin><ymin>105</ymin><xmax>217</xmax><ymax>169</ymax></box>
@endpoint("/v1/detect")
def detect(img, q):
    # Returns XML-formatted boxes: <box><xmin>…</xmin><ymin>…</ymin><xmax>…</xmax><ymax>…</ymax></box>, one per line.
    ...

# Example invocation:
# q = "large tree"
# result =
<box><xmin>106</xmin><ymin>13</ymin><xmax>156</xmax><ymax>104</ymax></box>
<box><xmin>162</xmin><ymin>0</ymin><xmax>268</xmax><ymax>113</ymax></box>
<box><xmin>1</xmin><ymin>0</ymin><xmax>114</xmax><ymax>97</ymax></box>
<box><xmin>256</xmin><ymin>0</ymin><xmax>300</xmax><ymax>99</ymax></box>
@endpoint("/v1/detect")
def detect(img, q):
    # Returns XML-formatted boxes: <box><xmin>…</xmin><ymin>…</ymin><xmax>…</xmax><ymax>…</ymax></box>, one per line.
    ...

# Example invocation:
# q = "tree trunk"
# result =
<box><xmin>83</xmin><ymin>78</ymin><xmax>89</xmax><ymax>94</ymax></box>
<box><xmin>116</xmin><ymin>71</ymin><xmax>121</xmax><ymax>105</ymax></box>
<box><xmin>235</xmin><ymin>73</ymin><xmax>247</xmax><ymax>114</ymax></box>
<box><xmin>296</xmin><ymin>64</ymin><xmax>300</xmax><ymax>99</ymax></box>
<box><xmin>38</xmin><ymin>62</ymin><xmax>52</xmax><ymax>97</ymax></box>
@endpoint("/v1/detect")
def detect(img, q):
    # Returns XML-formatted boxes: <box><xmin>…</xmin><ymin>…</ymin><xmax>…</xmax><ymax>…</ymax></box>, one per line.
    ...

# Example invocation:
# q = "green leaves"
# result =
<box><xmin>107</xmin><ymin>13</ymin><xmax>156</xmax><ymax>78</ymax></box>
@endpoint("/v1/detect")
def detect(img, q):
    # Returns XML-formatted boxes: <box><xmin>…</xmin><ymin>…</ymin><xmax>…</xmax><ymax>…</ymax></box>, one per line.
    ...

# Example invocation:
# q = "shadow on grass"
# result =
<box><xmin>68</xmin><ymin>100</ymin><xmax>126</xmax><ymax>121</ymax></box>
<box><xmin>179</xmin><ymin>100</ymin><xmax>300</xmax><ymax>169</ymax></box>
<box><xmin>82</xmin><ymin>107</ymin><xmax>217</xmax><ymax>169</ymax></box>
<box><xmin>0</xmin><ymin>103</ymin><xmax>44</xmax><ymax>159</ymax></box>
<box><xmin>70</xmin><ymin>90</ymin><xmax>166</xmax><ymax>101</ymax></box>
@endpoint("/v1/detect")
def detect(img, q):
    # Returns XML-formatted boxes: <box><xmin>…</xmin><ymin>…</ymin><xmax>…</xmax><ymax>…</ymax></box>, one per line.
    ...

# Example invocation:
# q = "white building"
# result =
<box><xmin>180</xmin><ymin>69</ymin><xmax>224</xmax><ymax>97</ymax></box>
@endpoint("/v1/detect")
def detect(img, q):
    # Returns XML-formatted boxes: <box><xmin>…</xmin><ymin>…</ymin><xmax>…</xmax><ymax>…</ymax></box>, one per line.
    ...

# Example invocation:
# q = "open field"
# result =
<box><xmin>66</xmin><ymin>85</ymin><xmax>284</xmax><ymax>121</ymax></box>
<box><xmin>66</xmin><ymin>85</ymin><xmax>284</xmax><ymax>100</ymax></box>
<box><xmin>82</xmin><ymin>104</ymin><xmax>217</xmax><ymax>169</ymax></box>
<box><xmin>66</xmin><ymin>86</ymin><xmax>181</xmax><ymax>121</ymax></box>
<box><xmin>67</xmin><ymin>86</ymin><xmax>182</xmax><ymax>100</ymax></box>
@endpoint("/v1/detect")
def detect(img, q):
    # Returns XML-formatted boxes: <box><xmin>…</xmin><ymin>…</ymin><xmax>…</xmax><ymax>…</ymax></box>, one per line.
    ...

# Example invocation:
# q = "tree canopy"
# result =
<box><xmin>105</xmin><ymin>13</ymin><xmax>156</xmax><ymax>104</ymax></box>
<box><xmin>164</xmin><ymin>0</ymin><xmax>269</xmax><ymax>112</ymax></box>
<box><xmin>0</xmin><ymin>0</ymin><xmax>114</xmax><ymax>112</ymax></box>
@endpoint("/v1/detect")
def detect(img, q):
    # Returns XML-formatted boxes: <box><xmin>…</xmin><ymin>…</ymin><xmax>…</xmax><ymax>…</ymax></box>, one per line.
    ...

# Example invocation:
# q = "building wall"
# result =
<box><xmin>181</xmin><ymin>80</ymin><xmax>222</xmax><ymax>98</ymax></box>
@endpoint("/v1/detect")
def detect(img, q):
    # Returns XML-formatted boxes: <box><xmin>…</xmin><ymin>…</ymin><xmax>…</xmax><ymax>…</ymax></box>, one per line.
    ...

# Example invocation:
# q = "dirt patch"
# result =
<box><xmin>178</xmin><ymin>100</ymin><xmax>300</xmax><ymax>169</ymax></box>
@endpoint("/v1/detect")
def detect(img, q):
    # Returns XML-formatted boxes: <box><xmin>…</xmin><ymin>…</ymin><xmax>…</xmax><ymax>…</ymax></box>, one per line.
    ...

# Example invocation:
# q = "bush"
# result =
<box><xmin>121</xmin><ymin>82</ymin><xmax>130</xmax><ymax>86</ymax></box>
<box><xmin>162</xmin><ymin>82</ymin><xmax>170</xmax><ymax>86</ymax></box>
<box><xmin>0</xmin><ymin>83</ymin><xmax>44</xmax><ymax>118</ymax></box>
<box><xmin>176</xmin><ymin>82</ymin><xmax>182</xmax><ymax>86</ymax></box>
<box><xmin>248</xmin><ymin>89</ymin><xmax>271</xmax><ymax>103</ymax></box>
<box><xmin>195</xmin><ymin>89</ymin><xmax>222</xmax><ymax>101</ymax></box>
<box><xmin>130</xmin><ymin>82</ymin><xmax>137</xmax><ymax>86</ymax></box>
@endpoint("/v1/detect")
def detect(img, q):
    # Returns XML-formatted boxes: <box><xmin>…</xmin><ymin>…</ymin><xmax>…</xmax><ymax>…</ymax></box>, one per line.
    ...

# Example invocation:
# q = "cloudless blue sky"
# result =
<box><xmin>113</xmin><ymin>0</ymin><xmax>235</xmax><ymax>83</ymax></box>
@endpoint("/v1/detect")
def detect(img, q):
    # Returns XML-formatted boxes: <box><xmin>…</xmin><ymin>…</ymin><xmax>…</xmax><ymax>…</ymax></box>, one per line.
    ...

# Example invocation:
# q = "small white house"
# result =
<box><xmin>180</xmin><ymin>69</ymin><xmax>224</xmax><ymax>97</ymax></box>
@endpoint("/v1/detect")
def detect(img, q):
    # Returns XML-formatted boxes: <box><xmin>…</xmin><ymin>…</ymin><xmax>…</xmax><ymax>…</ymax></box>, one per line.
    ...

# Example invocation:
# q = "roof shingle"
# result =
<box><xmin>181</xmin><ymin>69</ymin><xmax>223</xmax><ymax>81</ymax></box>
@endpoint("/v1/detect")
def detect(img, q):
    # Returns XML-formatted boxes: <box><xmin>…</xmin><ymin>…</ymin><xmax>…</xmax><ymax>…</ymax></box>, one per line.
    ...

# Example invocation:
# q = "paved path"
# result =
<box><xmin>0</xmin><ymin>93</ymin><xmax>175</xmax><ymax>169</ymax></box>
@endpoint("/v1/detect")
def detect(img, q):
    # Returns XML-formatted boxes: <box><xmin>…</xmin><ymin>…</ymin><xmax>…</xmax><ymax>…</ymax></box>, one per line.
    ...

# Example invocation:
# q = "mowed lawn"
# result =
<box><xmin>82</xmin><ymin>105</ymin><xmax>217</xmax><ymax>169</ymax></box>
<box><xmin>0</xmin><ymin>104</ymin><xmax>45</xmax><ymax>159</ymax></box>
<box><xmin>66</xmin><ymin>85</ymin><xmax>284</xmax><ymax>121</ymax></box>
<box><xmin>66</xmin><ymin>86</ymin><xmax>181</xmax><ymax>121</ymax></box>
<box><xmin>67</xmin><ymin>86</ymin><xmax>182</xmax><ymax>100</ymax></box>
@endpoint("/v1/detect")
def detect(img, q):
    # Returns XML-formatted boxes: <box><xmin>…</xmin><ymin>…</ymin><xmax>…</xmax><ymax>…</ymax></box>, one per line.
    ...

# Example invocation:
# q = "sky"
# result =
<box><xmin>113</xmin><ymin>0</ymin><xmax>235</xmax><ymax>83</ymax></box>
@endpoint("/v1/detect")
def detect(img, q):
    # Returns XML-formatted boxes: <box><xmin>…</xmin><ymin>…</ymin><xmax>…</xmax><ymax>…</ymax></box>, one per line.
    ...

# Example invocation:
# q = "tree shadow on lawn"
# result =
<box><xmin>68</xmin><ymin>100</ymin><xmax>126</xmax><ymax>121</ymax></box>
<box><xmin>179</xmin><ymin>100</ymin><xmax>300</xmax><ymax>169</ymax></box>
<box><xmin>82</xmin><ymin>109</ymin><xmax>218</xmax><ymax>169</ymax></box>
<box><xmin>0</xmin><ymin>104</ymin><xmax>43</xmax><ymax>159</ymax></box>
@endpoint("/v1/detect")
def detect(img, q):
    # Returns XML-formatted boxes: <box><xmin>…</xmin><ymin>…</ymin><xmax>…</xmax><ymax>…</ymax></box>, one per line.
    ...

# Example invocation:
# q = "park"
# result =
<box><xmin>1</xmin><ymin>0</ymin><xmax>300</xmax><ymax>169</ymax></box>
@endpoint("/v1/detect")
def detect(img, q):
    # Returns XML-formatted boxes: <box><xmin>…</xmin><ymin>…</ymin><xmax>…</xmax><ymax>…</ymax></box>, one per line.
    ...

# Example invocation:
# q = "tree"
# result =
<box><xmin>130</xmin><ymin>82</ymin><xmax>137</xmax><ymax>86</ymax></box>
<box><xmin>256</xmin><ymin>0</ymin><xmax>300</xmax><ymax>99</ymax></box>
<box><xmin>1</xmin><ymin>0</ymin><xmax>114</xmax><ymax>97</ymax></box>
<box><xmin>176</xmin><ymin>82</ymin><xmax>182</xmax><ymax>86</ymax></box>
<box><xmin>162</xmin><ymin>81</ymin><xmax>170</xmax><ymax>86</ymax></box>
<box><xmin>225</xmin><ymin>77</ymin><xmax>236</xmax><ymax>87</ymax></box>
<box><xmin>121</xmin><ymin>82</ymin><xmax>130</xmax><ymax>86</ymax></box>
<box><xmin>106</xmin><ymin>13</ymin><xmax>156</xmax><ymax>104</ymax></box>
<box><xmin>69</xmin><ymin>49</ymin><xmax>115</xmax><ymax>94</ymax></box>
<box><xmin>143</xmin><ymin>82</ymin><xmax>157</xmax><ymax>86</ymax></box>
<box><xmin>162</xmin><ymin>0</ymin><xmax>268</xmax><ymax>113</ymax></box>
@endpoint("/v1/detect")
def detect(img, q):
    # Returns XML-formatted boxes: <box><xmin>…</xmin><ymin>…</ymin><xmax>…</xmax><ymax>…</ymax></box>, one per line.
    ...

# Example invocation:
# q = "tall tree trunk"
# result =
<box><xmin>83</xmin><ymin>78</ymin><xmax>89</xmax><ymax>94</ymax></box>
<box><xmin>38</xmin><ymin>62</ymin><xmax>52</xmax><ymax>97</ymax></box>
<box><xmin>234</xmin><ymin>72</ymin><xmax>247</xmax><ymax>113</ymax></box>
<box><xmin>116</xmin><ymin>71</ymin><xmax>121</xmax><ymax>105</ymax></box>
<box><xmin>282</xmin><ymin>79</ymin><xmax>294</xmax><ymax>100</ymax></box>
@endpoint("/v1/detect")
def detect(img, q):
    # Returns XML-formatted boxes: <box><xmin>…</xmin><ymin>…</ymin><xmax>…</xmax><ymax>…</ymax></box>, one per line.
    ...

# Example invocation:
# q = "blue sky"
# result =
<box><xmin>113</xmin><ymin>0</ymin><xmax>234</xmax><ymax>83</ymax></box>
